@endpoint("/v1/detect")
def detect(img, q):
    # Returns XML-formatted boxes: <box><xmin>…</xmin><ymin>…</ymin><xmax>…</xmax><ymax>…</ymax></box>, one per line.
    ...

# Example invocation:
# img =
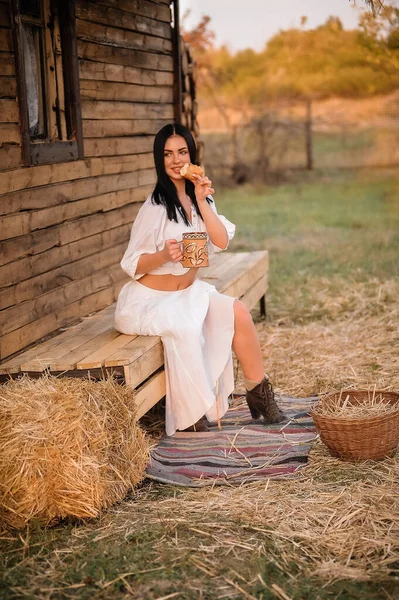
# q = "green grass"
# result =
<box><xmin>1</xmin><ymin>497</ymin><xmax>398</xmax><ymax>600</ymax></box>
<box><xmin>1</xmin><ymin>167</ymin><xmax>399</xmax><ymax>599</ymax></box>
<box><xmin>216</xmin><ymin>167</ymin><xmax>399</xmax><ymax>322</ymax></box>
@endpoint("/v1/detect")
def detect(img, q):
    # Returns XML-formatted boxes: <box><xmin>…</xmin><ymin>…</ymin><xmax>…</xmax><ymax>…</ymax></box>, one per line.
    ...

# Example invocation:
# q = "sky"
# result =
<box><xmin>179</xmin><ymin>0</ymin><xmax>366</xmax><ymax>53</ymax></box>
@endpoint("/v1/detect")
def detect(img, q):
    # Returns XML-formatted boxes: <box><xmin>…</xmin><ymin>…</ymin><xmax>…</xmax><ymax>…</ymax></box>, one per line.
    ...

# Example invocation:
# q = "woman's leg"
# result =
<box><xmin>232</xmin><ymin>299</ymin><xmax>285</xmax><ymax>423</ymax></box>
<box><xmin>232</xmin><ymin>299</ymin><xmax>264</xmax><ymax>381</ymax></box>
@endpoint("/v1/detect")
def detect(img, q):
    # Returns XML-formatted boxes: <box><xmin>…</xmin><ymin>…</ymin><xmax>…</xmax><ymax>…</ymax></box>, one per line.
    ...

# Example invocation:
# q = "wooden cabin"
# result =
<box><xmin>0</xmin><ymin>0</ymin><xmax>200</xmax><ymax>362</ymax></box>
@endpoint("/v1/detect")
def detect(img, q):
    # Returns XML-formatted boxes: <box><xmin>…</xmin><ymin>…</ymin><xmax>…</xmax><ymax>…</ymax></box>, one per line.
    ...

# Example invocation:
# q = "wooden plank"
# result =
<box><xmin>0</xmin><ymin>4</ymin><xmax>11</xmax><ymax>26</ymax></box>
<box><xmin>221</xmin><ymin>253</ymin><xmax>269</xmax><ymax>298</ymax></box>
<box><xmin>19</xmin><ymin>306</ymin><xmax>118</xmax><ymax>372</ymax></box>
<box><xmin>0</xmin><ymin>220</ymin><xmax>131</xmax><ymax>287</ymax></box>
<box><xmin>58</xmin><ymin>202</ymin><xmax>141</xmax><ymax>246</ymax></box>
<box><xmin>217</xmin><ymin>252</ymin><xmax>268</xmax><ymax>294</ymax></box>
<box><xmin>48</xmin><ymin>330</ymin><xmax>122</xmax><ymax>372</ymax></box>
<box><xmin>79</xmin><ymin>59</ymin><xmax>173</xmax><ymax>86</ymax></box>
<box><xmin>31</xmin><ymin>181</ymin><xmax>153</xmax><ymax>231</ymax></box>
<box><xmin>0</xmin><ymin>282</ymin><xmax>123</xmax><ymax>360</ymax></box>
<box><xmin>0</xmin><ymin>242</ymin><xmax>127</xmax><ymax>310</ymax></box>
<box><xmin>95</xmin><ymin>0</ymin><xmax>171</xmax><ymax>23</ymax></box>
<box><xmin>239</xmin><ymin>273</ymin><xmax>269</xmax><ymax>311</ymax></box>
<box><xmin>104</xmin><ymin>334</ymin><xmax>160</xmax><ymax>367</ymax></box>
<box><xmin>2</xmin><ymin>180</ymin><xmax>154</xmax><ymax>238</ymax></box>
<box><xmin>0</xmin><ymin>226</ymin><xmax>60</xmax><ymax>268</ymax></box>
<box><xmin>0</xmin><ymin>123</ymin><xmax>19</xmax><ymax>144</ymax></box>
<box><xmin>0</xmin><ymin>53</ymin><xmax>15</xmax><ymax>77</ymax></box>
<box><xmin>76</xmin><ymin>1</ymin><xmax>171</xmax><ymax>38</ymax></box>
<box><xmin>0</xmin><ymin>99</ymin><xmax>18</xmax><ymax>122</ymax></box>
<box><xmin>0</xmin><ymin>76</ymin><xmax>16</xmax><ymax>98</ymax></box>
<box><xmin>83</xmin><ymin>117</ymin><xmax>169</xmax><ymax>138</ymax></box>
<box><xmin>0</xmin><ymin>201</ymin><xmax>141</xmax><ymax>267</ymax></box>
<box><xmin>123</xmin><ymin>339</ymin><xmax>164</xmax><ymax>389</ymax></box>
<box><xmin>76</xmin><ymin>18</ymin><xmax>172</xmax><ymax>54</ymax></box>
<box><xmin>0</xmin><ymin>152</ymin><xmax>153</xmax><ymax>195</ymax></box>
<box><xmin>0</xmin><ymin>303</ymin><xmax>117</xmax><ymax>373</ymax></box>
<box><xmin>0</xmin><ymin>29</ymin><xmax>12</xmax><ymax>52</ymax></box>
<box><xmin>200</xmin><ymin>253</ymin><xmax>243</xmax><ymax>283</ymax></box>
<box><xmin>84</xmin><ymin>135</ymin><xmax>154</xmax><ymax>157</ymax></box>
<box><xmin>0</xmin><ymin>263</ymin><xmax>125</xmax><ymax>336</ymax></box>
<box><xmin>76</xmin><ymin>332</ymin><xmax>137</xmax><ymax>369</ymax></box>
<box><xmin>202</xmin><ymin>253</ymin><xmax>250</xmax><ymax>292</ymax></box>
<box><xmin>77</xmin><ymin>40</ymin><xmax>173</xmax><ymax>71</ymax></box>
<box><xmin>81</xmin><ymin>99</ymin><xmax>174</xmax><ymax>120</ymax></box>
<box><xmin>0</xmin><ymin>158</ymin><xmax>154</xmax><ymax>214</ymax></box>
<box><xmin>133</xmin><ymin>369</ymin><xmax>166</xmax><ymax>420</ymax></box>
<box><xmin>0</xmin><ymin>144</ymin><xmax>20</xmax><ymax>170</ymax></box>
<box><xmin>80</xmin><ymin>80</ymin><xmax>173</xmax><ymax>103</ymax></box>
<box><xmin>43</xmin><ymin>0</ymin><xmax>58</xmax><ymax>140</ymax></box>
<box><xmin>0</xmin><ymin>210</ymin><xmax>30</xmax><ymax>239</ymax></box>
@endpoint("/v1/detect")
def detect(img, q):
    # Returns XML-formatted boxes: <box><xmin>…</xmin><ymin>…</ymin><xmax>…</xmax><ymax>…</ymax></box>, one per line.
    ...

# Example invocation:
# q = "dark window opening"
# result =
<box><xmin>11</xmin><ymin>0</ymin><xmax>83</xmax><ymax>166</ymax></box>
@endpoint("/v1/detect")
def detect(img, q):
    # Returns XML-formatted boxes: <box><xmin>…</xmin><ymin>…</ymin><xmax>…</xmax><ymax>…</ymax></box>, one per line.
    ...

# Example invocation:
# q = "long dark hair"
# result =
<box><xmin>151</xmin><ymin>124</ymin><xmax>211</xmax><ymax>225</ymax></box>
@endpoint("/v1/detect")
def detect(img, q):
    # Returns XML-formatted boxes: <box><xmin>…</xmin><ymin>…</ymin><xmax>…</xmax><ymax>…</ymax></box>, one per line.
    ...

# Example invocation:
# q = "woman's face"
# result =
<box><xmin>163</xmin><ymin>134</ymin><xmax>190</xmax><ymax>181</ymax></box>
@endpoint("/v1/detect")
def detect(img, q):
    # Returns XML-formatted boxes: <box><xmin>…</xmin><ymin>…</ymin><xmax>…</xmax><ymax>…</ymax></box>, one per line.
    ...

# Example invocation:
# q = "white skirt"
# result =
<box><xmin>114</xmin><ymin>279</ymin><xmax>236</xmax><ymax>436</ymax></box>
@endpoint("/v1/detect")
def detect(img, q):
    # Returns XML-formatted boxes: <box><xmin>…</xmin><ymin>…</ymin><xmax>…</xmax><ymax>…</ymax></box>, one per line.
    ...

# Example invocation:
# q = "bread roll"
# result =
<box><xmin>179</xmin><ymin>163</ymin><xmax>205</xmax><ymax>181</ymax></box>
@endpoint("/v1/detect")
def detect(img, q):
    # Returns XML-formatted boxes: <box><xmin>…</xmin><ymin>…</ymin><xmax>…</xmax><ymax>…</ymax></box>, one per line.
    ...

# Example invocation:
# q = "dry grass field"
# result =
<box><xmin>1</xmin><ymin>167</ymin><xmax>398</xmax><ymax>599</ymax></box>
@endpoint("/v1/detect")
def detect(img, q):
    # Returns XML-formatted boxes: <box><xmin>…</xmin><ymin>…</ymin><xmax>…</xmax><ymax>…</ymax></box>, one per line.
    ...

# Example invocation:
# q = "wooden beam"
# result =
<box><xmin>0</xmin><ymin>282</ymin><xmax>123</xmax><ymax>360</ymax></box>
<box><xmin>0</xmin><ymin>144</ymin><xmax>20</xmax><ymax>170</ymax></box>
<box><xmin>82</xmin><ymin>117</ymin><xmax>170</xmax><ymax>138</ymax></box>
<box><xmin>0</xmin><ymin>242</ymin><xmax>127</xmax><ymax>310</ymax></box>
<box><xmin>0</xmin><ymin>29</ymin><xmax>13</xmax><ymax>52</ymax></box>
<box><xmin>80</xmin><ymin>80</ymin><xmax>173</xmax><ymax>103</ymax></box>
<box><xmin>78</xmin><ymin>39</ymin><xmax>174</xmax><ymax>71</ymax></box>
<box><xmin>9</xmin><ymin>0</ymin><xmax>30</xmax><ymax>165</ymax></box>
<box><xmin>60</xmin><ymin>0</ymin><xmax>84</xmax><ymax>160</ymax></box>
<box><xmin>0</xmin><ymin>77</ymin><xmax>17</xmax><ymax>98</ymax></box>
<box><xmin>0</xmin><ymin>53</ymin><xmax>15</xmax><ymax>76</ymax></box>
<box><xmin>0</xmin><ymin>98</ymin><xmax>18</xmax><ymax>122</ymax></box>
<box><xmin>0</xmin><ymin>264</ymin><xmax>125</xmax><ymax>336</ymax></box>
<box><xmin>171</xmin><ymin>0</ymin><xmax>182</xmax><ymax>124</ymax></box>
<box><xmin>76</xmin><ymin>18</ymin><xmax>172</xmax><ymax>53</ymax></box>
<box><xmin>0</xmin><ymin>163</ymin><xmax>154</xmax><ymax>214</ymax></box>
<box><xmin>0</xmin><ymin>305</ymin><xmax>116</xmax><ymax>374</ymax></box>
<box><xmin>1</xmin><ymin>181</ymin><xmax>154</xmax><ymax>239</ymax></box>
<box><xmin>0</xmin><ymin>152</ymin><xmax>153</xmax><ymax>195</ymax></box>
<box><xmin>81</xmin><ymin>100</ymin><xmax>174</xmax><ymax>120</ymax></box>
<box><xmin>79</xmin><ymin>60</ymin><xmax>173</xmax><ymax>86</ymax></box>
<box><xmin>76</xmin><ymin>1</ymin><xmax>171</xmax><ymax>35</ymax></box>
<box><xmin>0</xmin><ymin>123</ymin><xmax>19</xmax><ymax>144</ymax></box>
<box><xmin>0</xmin><ymin>220</ymin><xmax>132</xmax><ymax>287</ymax></box>
<box><xmin>84</xmin><ymin>135</ymin><xmax>154</xmax><ymax>157</ymax></box>
<box><xmin>0</xmin><ymin>202</ymin><xmax>141</xmax><ymax>268</ymax></box>
<box><xmin>133</xmin><ymin>370</ymin><xmax>166</xmax><ymax>420</ymax></box>
<box><xmin>94</xmin><ymin>0</ymin><xmax>171</xmax><ymax>23</ymax></box>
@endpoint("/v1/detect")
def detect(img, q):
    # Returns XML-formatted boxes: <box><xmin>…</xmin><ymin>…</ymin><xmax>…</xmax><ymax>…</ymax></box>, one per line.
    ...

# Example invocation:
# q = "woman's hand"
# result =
<box><xmin>193</xmin><ymin>175</ymin><xmax>215</xmax><ymax>204</ymax></box>
<box><xmin>162</xmin><ymin>239</ymin><xmax>183</xmax><ymax>263</ymax></box>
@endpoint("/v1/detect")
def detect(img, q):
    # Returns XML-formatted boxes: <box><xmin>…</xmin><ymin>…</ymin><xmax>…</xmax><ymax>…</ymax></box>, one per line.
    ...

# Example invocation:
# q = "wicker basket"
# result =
<box><xmin>311</xmin><ymin>390</ymin><xmax>399</xmax><ymax>461</ymax></box>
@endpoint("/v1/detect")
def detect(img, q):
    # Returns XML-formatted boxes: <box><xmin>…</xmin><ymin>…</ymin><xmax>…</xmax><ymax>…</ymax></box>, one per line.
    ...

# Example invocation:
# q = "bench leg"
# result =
<box><xmin>259</xmin><ymin>294</ymin><xmax>267</xmax><ymax>319</ymax></box>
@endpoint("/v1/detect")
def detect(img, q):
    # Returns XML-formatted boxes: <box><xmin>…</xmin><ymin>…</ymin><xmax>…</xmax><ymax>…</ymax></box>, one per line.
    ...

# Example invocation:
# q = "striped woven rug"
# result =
<box><xmin>145</xmin><ymin>395</ymin><xmax>319</xmax><ymax>487</ymax></box>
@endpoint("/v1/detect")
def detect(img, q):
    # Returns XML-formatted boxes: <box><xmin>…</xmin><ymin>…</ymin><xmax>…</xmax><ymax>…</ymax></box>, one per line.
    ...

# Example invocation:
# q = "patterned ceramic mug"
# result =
<box><xmin>180</xmin><ymin>232</ymin><xmax>209</xmax><ymax>268</ymax></box>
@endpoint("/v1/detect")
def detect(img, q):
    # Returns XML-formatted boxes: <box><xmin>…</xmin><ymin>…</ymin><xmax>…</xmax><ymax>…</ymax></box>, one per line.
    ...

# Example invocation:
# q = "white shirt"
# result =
<box><xmin>121</xmin><ymin>194</ymin><xmax>236</xmax><ymax>279</ymax></box>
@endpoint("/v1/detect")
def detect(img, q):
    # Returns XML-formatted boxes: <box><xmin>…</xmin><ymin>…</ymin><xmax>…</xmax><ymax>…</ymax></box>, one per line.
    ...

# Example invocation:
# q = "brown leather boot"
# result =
<box><xmin>246</xmin><ymin>376</ymin><xmax>286</xmax><ymax>423</ymax></box>
<box><xmin>183</xmin><ymin>416</ymin><xmax>209</xmax><ymax>432</ymax></box>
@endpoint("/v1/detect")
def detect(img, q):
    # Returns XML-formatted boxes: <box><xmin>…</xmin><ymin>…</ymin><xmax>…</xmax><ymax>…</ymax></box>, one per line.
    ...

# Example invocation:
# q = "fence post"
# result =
<box><xmin>305</xmin><ymin>98</ymin><xmax>313</xmax><ymax>170</ymax></box>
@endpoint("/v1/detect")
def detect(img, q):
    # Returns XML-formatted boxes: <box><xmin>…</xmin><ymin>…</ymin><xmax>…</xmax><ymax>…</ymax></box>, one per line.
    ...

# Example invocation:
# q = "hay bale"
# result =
<box><xmin>0</xmin><ymin>375</ymin><xmax>150</xmax><ymax>530</ymax></box>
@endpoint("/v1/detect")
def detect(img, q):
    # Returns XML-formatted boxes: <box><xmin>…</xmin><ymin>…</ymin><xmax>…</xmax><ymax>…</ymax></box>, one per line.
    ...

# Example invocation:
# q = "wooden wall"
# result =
<box><xmin>0</xmin><ymin>0</ymin><xmax>174</xmax><ymax>360</ymax></box>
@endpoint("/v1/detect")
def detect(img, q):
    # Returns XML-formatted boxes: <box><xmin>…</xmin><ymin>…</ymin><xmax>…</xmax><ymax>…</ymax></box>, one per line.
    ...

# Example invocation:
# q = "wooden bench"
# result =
<box><xmin>0</xmin><ymin>251</ymin><xmax>268</xmax><ymax>419</ymax></box>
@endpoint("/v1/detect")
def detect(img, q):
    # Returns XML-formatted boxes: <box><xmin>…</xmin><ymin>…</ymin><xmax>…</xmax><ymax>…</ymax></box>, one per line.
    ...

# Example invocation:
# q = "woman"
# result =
<box><xmin>115</xmin><ymin>124</ymin><xmax>284</xmax><ymax>435</ymax></box>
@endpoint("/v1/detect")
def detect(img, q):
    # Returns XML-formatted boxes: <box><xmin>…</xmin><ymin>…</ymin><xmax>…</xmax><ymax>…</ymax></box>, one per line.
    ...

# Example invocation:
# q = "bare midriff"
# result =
<box><xmin>138</xmin><ymin>268</ymin><xmax>199</xmax><ymax>291</ymax></box>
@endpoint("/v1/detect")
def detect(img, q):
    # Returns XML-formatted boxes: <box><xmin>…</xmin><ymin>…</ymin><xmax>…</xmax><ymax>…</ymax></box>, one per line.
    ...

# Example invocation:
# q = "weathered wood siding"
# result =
<box><xmin>0</xmin><ymin>0</ymin><xmax>173</xmax><ymax>360</ymax></box>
